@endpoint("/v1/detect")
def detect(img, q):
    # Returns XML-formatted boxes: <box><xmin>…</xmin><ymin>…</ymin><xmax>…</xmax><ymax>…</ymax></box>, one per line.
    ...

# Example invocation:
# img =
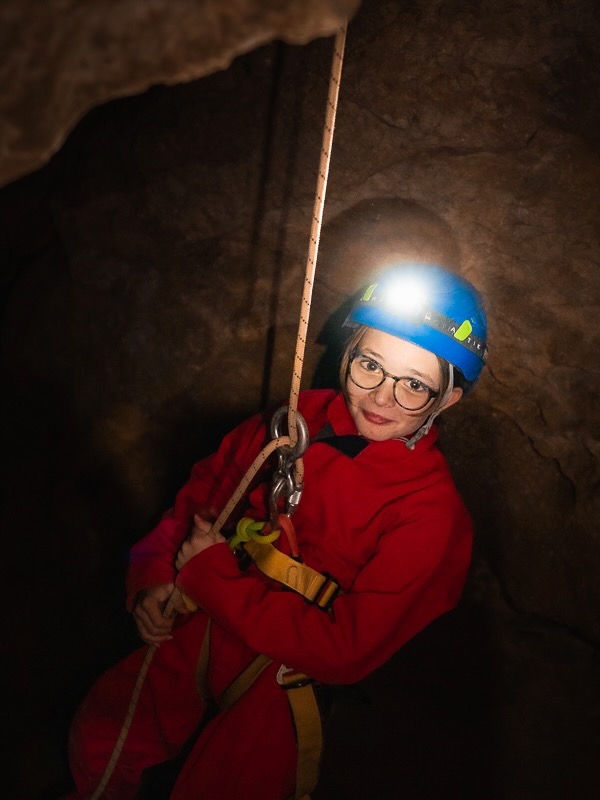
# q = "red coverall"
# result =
<box><xmin>68</xmin><ymin>389</ymin><xmax>472</xmax><ymax>799</ymax></box>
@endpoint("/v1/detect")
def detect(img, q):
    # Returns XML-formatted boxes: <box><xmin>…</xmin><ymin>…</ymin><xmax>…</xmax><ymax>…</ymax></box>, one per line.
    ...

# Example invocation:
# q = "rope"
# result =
<box><xmin>88</xmin><ymin>646</ymin><xmax>155</xmax><ymax>800</ymax></box>
<box><xmin>287</xmin><ymin>24</ymin><xmax>347</xmax><ymax>492</ymax></box>
<box><xmin>89</xmin><ymin>23</ymin><xmax>347</xmax><ymax>797</ymax></box>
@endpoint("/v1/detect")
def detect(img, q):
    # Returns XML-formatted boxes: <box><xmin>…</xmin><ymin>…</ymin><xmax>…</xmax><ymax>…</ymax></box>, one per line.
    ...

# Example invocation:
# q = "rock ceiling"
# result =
<box><xmin>0</xmin><ymin>0</ymin><xmax>359</xmax><ymax>187</ymax></box>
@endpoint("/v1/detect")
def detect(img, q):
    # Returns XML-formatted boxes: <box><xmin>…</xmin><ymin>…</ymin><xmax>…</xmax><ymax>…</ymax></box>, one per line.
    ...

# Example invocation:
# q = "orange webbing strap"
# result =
<box><xmin>282</xmin><ymin>681</ymin><xmax>323</xmax><ymax>800</ymax></box>
<box><xmin>243</xmin><ymin>538</ymin><xmax>340</xmax><ymax>609</ymax></box>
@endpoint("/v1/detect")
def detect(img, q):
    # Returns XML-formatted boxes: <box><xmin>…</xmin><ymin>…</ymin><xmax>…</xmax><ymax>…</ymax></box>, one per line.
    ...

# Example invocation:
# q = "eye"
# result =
<box><xmin>405</xmin><ymin>378</ymin><xmax>430</xmax><ymax>394</ymax></box>
<box><xmin>356</xmin><ymin>356</ymin><xmax>380</xmax><ymax>373</ymax></box>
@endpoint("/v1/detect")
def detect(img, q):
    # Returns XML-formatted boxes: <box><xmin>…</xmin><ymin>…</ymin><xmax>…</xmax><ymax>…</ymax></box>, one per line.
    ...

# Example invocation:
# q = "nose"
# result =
<box><xmin>369</xmin><ymin>377</ymin><xmax>396</xmax><ymax>407</ymax></box>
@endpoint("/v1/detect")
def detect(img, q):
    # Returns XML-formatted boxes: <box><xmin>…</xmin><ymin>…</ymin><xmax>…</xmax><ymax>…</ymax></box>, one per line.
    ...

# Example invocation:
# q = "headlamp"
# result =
<box><xmin>361</xmin><ymin>274</ymin><xmax>430</xmax><ymax>320</ymax></box>
<box><xmin>381</xmin><ymin>276</ymin><xmax>429</xmax><ymax>319</ymax></box>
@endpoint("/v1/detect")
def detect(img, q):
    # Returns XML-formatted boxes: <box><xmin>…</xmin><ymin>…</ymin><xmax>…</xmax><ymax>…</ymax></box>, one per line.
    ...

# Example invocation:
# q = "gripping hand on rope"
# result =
<box><xmin>133</xmin><ymin>510</ymin><xmax>222</xmax><ymax>643</ymax></box>
<box><xmin>133</xmin><ymin>583</ymin><xmax>187</xmax><ymax>646</ymax></box>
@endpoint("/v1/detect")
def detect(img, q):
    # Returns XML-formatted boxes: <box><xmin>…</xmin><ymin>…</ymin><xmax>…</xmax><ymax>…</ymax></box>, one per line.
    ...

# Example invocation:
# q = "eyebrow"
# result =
<box><xmin>360</xmin><ymin>348</ymin><xmax>438</xmax><ymax>386</ymax></box>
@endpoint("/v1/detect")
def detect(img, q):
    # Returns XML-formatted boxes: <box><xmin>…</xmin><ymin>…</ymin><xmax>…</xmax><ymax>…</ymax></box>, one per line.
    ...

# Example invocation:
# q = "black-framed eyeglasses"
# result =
<box><xmin>348</xmin><ymin>351</ymin><xmax>440</xmax><ymax>411</ymax></box>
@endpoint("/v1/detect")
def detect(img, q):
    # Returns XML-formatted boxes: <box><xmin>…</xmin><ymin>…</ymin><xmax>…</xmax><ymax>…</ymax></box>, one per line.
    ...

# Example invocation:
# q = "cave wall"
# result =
<box><xmin>1</xmin><ymin>0</ymin><xmax>599</xmax><ymax>797</ymax></box>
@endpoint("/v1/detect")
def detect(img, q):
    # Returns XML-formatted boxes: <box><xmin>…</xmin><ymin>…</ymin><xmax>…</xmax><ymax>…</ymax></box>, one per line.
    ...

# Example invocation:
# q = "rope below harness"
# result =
<box><xmin>90</xmin><ymin>22</ymin><xmax>347</xmax><ymax>800</ymax></box>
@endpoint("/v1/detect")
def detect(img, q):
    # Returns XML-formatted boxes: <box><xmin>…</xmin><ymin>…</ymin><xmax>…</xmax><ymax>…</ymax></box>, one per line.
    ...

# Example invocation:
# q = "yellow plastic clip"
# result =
<box><xmin>229</xmin><ymin>516</ymin><xmax>281</xmax><ymax>551</ymax></box>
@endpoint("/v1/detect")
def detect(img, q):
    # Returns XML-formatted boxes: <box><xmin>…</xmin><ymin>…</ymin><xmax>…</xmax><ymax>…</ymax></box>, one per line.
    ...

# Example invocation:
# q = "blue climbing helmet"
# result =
<box><xmin>346</xmin><ymin>263</ymin><xmax>488</xmax><ymax>385</ymax></box>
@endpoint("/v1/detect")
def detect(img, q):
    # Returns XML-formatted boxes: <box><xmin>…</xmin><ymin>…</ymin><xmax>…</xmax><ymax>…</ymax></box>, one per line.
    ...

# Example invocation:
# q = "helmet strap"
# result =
<box><xmin>402</xmin><ymin>365</ymin><xmax>455</xmax><ymax>450</ymax></box>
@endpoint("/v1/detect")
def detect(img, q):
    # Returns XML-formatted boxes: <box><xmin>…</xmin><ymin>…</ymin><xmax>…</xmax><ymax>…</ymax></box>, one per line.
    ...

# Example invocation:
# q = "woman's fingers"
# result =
<box><xmin>135</xmin><ymin>604</ymin><xmax>172</xmax><ymax>634</ymax></box>
<box><xmin>192</xmin><ymin>513</ymin><xmax>213</xmax><ymax>534</ymax></box>
<box><xmin>134</xmin><ymin>613</ymin><xmax>174</xmax><ymax>645</ymax></box>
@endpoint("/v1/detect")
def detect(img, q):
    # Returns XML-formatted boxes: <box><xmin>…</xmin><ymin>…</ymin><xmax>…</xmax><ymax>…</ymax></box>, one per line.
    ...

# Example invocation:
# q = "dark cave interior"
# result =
<box><xmin>1</xmin><ymin>1</ymin><xmax>599</xmax><ymax>798</ymax></box>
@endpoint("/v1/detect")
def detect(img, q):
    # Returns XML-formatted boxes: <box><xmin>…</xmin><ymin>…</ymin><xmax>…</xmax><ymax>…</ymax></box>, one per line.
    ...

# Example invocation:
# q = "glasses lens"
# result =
<box><xmin>393</xmin><ymin>379</ymin><xmax>434</xmax><ymax>411</ymax></box>
<box><xmin>350</xmin><ymin>355</ymin><xmax>384</xmax><ymax>389</ymax></box>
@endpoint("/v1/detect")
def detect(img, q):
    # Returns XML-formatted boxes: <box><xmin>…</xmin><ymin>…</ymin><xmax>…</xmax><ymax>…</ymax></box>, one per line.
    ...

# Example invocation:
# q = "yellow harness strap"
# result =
<box><xmin>195</xmin><ymin>618</ymin><xmax>212</xmax><ymax>702</ymax></box>
<box><xmin>277</xmin><ymin>668</ymin><xmax>323</xmax><ymax>800</ymax></box>
<box><xmin>219</xmin><ymin>653</ymin><xmax>273</xmax><ymax>710</ymax></box>
<box><xmin>243</xmin><ymin>539</ymin><xmax>340</xmax><ymax>610</ymax></box>
<box><xmin>289</xmin><ymin>685</ymin><xmax>322</xmax><ymax>800</ymax></box>
<box><xmin>196</xmin><ymin>620</ymin><xmax>272</xmax><ymax>710</ymax></box>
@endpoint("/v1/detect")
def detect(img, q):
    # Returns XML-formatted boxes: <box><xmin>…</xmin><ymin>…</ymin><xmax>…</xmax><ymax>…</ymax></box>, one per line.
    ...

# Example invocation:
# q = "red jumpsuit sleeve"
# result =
<box><xmin>175</xmin><ymin>495</ymin><xmax>472</xmax><ymax>685</ymax></box>
<box><xmin>126</xmin><ymin>411</ymin><xmax>269</xmax><ymax>611</ymax></box>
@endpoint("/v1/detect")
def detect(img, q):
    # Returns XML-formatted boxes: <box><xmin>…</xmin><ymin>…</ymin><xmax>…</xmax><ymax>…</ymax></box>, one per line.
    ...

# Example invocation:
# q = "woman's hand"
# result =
<box><xmin>132</xmin><ymin>583</ymin><xmax>189</xmax><ymax>645</ymax></box>
<box><xmin>175</xmin><ymin>514</ymin><xmax>226</xmax><ymax>571</ymax></box>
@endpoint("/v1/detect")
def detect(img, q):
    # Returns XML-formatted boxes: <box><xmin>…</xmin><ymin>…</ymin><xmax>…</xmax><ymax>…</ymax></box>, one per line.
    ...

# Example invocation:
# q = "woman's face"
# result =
<box><xmin>345</xmin><ymin>327</ymin><xmax>459</xmax><ymax>441</ymax></box>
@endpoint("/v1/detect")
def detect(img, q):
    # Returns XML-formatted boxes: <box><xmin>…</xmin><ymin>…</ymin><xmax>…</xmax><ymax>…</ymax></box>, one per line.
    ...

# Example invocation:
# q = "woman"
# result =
<box><xmin>67</xmin><ymin>262</ymin><xmax>487</xmax><ymax>800</ymax></box>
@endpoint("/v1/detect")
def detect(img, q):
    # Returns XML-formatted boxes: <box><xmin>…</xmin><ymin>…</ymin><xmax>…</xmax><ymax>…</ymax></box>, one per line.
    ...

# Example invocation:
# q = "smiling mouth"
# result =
<box><xmin>362</xmin><ymin>409</ymin><xmax>394</xmax><ymax>425</ymax></box>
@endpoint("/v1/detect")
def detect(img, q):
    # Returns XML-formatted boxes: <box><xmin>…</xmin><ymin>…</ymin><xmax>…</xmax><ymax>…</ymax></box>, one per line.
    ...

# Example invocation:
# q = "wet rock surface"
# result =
<box><xmin>1</xmin><ymin>0</ymin><xmax>599</xmax><ymax>797</ymax></box>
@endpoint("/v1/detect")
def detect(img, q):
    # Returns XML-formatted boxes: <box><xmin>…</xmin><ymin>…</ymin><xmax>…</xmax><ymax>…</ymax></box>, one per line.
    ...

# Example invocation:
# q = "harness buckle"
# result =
<box><xmin>277</xmin><ymin>664</ymin><xmax>314</xmax><ymax>690</ymax></box>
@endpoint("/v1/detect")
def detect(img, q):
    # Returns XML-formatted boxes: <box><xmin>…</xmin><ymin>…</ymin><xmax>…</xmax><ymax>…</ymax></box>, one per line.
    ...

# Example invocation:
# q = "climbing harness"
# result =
<box><xmin>91</xmin><ymin>21</ymin><xmax>347</xmax><ymax>800</ymax></box>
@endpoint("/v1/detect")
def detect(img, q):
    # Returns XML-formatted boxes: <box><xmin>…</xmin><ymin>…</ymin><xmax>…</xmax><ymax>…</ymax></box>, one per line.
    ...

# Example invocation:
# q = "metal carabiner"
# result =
<box><xmin>270</xmin><ymin>406</ymin><xmax>310</xmax><ymax>463</ymax></box>
<box><xmin>269</xmin><ymin>406</ymin><xmax>309</xmax><ymax>519</ymax></box>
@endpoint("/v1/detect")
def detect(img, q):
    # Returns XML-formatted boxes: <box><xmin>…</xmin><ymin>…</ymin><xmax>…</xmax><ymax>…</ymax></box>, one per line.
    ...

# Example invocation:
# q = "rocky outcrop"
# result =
<box><xmin>0</xmin><ymin>0</ymin><xmax>359</xmax><ymax>186</ymax></box>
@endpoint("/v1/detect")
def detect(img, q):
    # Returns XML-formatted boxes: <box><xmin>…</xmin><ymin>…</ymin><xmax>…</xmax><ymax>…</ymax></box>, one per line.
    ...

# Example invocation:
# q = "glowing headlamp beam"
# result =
<box><xmin>382</xmin><ymin>277</ymin><xmax>429</xmax><ymax>317</ymax></box>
